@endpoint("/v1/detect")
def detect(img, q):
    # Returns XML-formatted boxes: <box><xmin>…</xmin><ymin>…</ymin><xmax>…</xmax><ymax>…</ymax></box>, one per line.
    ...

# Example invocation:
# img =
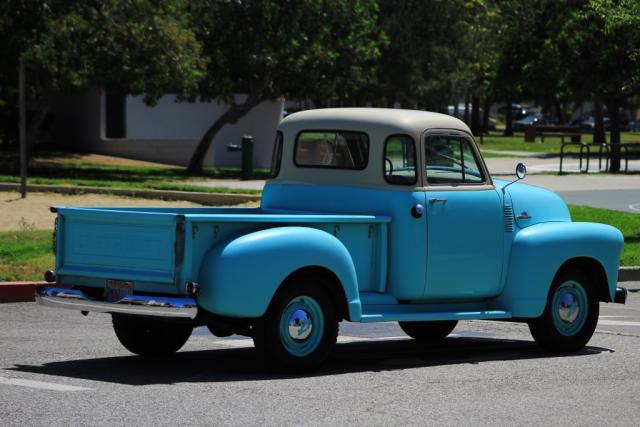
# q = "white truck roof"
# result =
<box><xmin>279</xmin><ymin>108</ymin><xmax>471</xmax><ymax>136</ymax></box>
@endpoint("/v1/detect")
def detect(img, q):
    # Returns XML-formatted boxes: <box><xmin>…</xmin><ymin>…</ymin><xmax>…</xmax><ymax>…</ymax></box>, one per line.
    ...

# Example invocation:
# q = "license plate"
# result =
<box><xmin>104</xmin><ymin>280</ymin><xmax>134</xmax><ymax>302</ymax></box>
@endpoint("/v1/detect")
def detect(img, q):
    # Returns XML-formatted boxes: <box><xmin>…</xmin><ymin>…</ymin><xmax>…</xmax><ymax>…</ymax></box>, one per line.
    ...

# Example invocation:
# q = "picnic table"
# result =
<box><xmin>524</xmin><ymin>125</ymin><xmax>581</xmax><ymax>143</ymax></box>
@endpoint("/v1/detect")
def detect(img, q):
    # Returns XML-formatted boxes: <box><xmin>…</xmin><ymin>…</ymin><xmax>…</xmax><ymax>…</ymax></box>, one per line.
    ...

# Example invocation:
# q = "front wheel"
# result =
<box><xmin>112</xmin><ymin>315</ymin><xmax>193</xmax><ymax>357</ymax></box>
<box><xmin>399</xmin><ymin>320</ymin><xmax>458</xmax><ymax>341</ymax></box>
<box><xmin>528</xmin><ymin>270</ymin><xmax>598</xmax><ymax>352</ymax></box>
<box><xmin>253</xmin><ymin>280</ymin><xmax>338</xmax><ymax>372</ymax></box>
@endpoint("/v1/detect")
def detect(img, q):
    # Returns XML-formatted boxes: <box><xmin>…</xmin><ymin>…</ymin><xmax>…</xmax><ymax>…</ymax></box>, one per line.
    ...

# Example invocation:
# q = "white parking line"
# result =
<box><xmin>598</xmin><ymin>320</ymin><xmax>640</xmax><ymax>327</ymax></box>
<box><xmin>0</xmin><ymin>376</ymin><xmax>91</xmax><ymax>391</ymax></box>
<box><xmin>629</xmin><ymin>203</ymin><xmax>640</xmax><ymax>212</ymax></box>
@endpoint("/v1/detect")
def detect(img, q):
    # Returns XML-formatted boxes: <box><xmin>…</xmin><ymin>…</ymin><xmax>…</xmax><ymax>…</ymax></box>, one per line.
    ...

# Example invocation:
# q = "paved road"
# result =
<box><xmin>1</xmin><ymin>285</ymin><xmax>639</xmax><ymax>426</ymax></box>
<box><xmin>558</xmin><ymin>189</ymin><xmax>640</xmax><ymax>213</ymax></box>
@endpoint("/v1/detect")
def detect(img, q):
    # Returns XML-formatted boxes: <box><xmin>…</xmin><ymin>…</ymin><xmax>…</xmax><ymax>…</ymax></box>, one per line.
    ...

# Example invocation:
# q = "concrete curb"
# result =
<box><xmin>0</xmin><ymin>183</ymin><xmax>261</xmax><ymax>205</ymax></box>
<box><xmin>618</xmin><ymin>267</ymin><xmax>640</xmax><ymax>282</ymax></box>
<box><xmin>2</xmin><ymin>269</ymin><xmax>639</xmax><ymax>304</ymax></box>
<box><xmin>0</xmin><ymin>282</ymin><xmax>48</xmax><ymax>303</ymax></box>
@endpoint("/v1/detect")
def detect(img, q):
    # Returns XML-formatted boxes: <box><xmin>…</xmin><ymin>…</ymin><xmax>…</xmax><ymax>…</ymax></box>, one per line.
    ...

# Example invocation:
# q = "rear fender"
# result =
<box><xmin>197</xmin><ymin>226</ymin><xmax>361</xmax><ymax>320</ymax></box>
<box><xmin>492</xmin><ymin>222</ymin><xmax>623</xmax><ymax>318</ymax></box>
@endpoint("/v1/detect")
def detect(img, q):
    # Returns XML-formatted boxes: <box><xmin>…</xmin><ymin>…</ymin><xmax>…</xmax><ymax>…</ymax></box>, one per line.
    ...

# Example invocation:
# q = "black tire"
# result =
<box><xmin>112</xmin><ymin>315</ymin><xmax>193</xmax><ymax>357</ymax></box>
<box><xmin>399</xmin><ymin>320</ymin><xmax>458</xmax><ymax>341</ymax></box>
<box><xmin>253</xmin><ymin>279</ymin><xmax>338</xmax><ymax>372</ymax></box>
<box><xmin>528</xmin><ymin>270</ymin><xmax>599</xmax><ymax>352</ymax></box>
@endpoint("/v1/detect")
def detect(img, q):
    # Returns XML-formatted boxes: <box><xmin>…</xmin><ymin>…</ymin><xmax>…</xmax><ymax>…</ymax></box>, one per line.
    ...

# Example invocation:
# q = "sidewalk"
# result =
<box><xmin>185</xmin><ymin>156</ymin><xmax>640</xmax><ymax>194</ymax></box>
<box><xmin>484</xmin><ymin>155</ymin><xmax>640</xmax><ymax>176</ymax></box>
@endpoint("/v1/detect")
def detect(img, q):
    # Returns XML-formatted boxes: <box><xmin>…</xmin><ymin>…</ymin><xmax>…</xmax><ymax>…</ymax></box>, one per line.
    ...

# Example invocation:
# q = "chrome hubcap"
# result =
<box><xmin>558</xmin><ymin>292</ymin><xmax>580</xmax><ymax>323</ymax></box>
<box><xmin>288</xmin><ymin>309</ymin><xmax>313</xmax><ymax>340</ymax></box>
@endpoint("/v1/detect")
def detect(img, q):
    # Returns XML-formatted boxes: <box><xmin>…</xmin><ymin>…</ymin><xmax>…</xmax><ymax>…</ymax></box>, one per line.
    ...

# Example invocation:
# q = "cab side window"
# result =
<box><xmin>268</xmin><ymin>131</ymin><xmax>283</xmax><ymax>178</ymax></box>
<box><xmin>384</xmin><ymin>135</ymin><xmax>417</xmax><ymax>185</ymax></box>
<box><xmin>425</xmin><ymin>135</ymin><xmax>484</xmax><ymax>184</ymax></box>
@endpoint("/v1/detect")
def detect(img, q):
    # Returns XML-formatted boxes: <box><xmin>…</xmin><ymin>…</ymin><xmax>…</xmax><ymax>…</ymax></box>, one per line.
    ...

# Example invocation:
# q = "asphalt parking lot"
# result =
<box><xmin>1</xmin><ymin>284</ymin><xmax>639</xmax><ymax>426</ymax></box>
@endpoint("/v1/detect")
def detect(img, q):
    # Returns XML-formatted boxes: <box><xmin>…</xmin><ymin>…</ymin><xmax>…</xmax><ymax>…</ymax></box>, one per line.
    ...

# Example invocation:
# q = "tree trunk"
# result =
<box><xmin>504</xmin><ymin>99</ymin><xmax>514</xmax><ymax>136</ymax></box>
<box><xmin>607</xmin><ymin>101</ymin><xmax>621</xmax><ymax>173</ymax></box>
<box><xmin>453</xmin><ymin>102</ymin><xmax>459</xmax><ymax>119</ymax></box>
<box><xmin>26</xmin><ymin>100</ymin><xmax>50</xmax><ymax>165</ymax></box>
<box><xmin>593</xmin><ymin>100</ymin><xmax>606</xmax><ymax>144</ymax></box>
<box><xmin>463</xmin><ymin>92</ymin><xmax>470</xmax><ymax>125</ymax></box>
<box><xmin>555</xmin><ymin>101</ymin><xmax>564</xmax><ymax>125</ymax></box>
<box><xmin>482</xmin><ymin>98</ymin><xmax>490</xmax><ymax>133</ymax></box>
<box><xmin>187</xmin><ymin>93</ymin><xmax>266</xmax><ymax>172</ymax></box>
<box><xmin>471</xmin><ymin>94</ymin><xmax>480</xmax><ymax>135</ymax></box>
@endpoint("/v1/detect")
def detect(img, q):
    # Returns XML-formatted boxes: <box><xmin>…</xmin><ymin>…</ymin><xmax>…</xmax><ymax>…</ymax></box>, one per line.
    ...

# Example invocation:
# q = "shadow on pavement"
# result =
<box><xmin>10</xmin><ymin>336</ymin><xmax>612</xmax><ymax>385</ymax></box>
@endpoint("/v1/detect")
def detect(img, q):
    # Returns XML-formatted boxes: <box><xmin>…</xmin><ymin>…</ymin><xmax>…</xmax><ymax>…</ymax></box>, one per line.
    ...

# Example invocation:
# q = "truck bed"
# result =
<box><xmin>53</xmin><ymin>206</ymin><xmax>390</xmax><ymax>295</ymax></box>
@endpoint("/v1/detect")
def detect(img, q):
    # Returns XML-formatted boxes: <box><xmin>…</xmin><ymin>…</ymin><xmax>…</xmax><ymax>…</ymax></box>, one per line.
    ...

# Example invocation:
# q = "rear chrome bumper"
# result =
<box><xmin>36</xmin><ymin>287</ymin><xmax>197</xmax><ymax>319</ymax></box>
<box><xmin>615</xmin><ymin>287</ymin><xmax>628</xmax><ymax>304</ymax></box>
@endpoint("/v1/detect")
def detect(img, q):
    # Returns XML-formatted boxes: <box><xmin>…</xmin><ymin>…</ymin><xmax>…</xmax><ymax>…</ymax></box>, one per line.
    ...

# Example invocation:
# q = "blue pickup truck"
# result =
<box><xmin>38</xmin><ymin>108</ymin><xmax>627</xmax><ymax>372</ymax></box>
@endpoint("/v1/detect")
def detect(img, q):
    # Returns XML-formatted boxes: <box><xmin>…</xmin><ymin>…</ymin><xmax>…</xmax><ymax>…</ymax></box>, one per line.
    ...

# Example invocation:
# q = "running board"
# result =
<box><xmin>360</xmin><ymin>308</ymin><xmax>511</xmax><ymax>323</ymax></box>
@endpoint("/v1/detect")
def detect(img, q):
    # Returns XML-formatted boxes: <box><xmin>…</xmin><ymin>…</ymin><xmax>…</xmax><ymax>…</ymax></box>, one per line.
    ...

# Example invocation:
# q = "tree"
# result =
<box><xmin>0</xmin><ymin>0</ymin><xmax>204</xmax><ymax>159</ymax></box>
<box><xmin>561</xmin><ymin>0</ymin><xmax>640</xmax><ymax>172</ymax></box>
<box><xmin>186</xmin><ymin>0</ymin><xmax>384</xmax><ymax>172</ymax></box>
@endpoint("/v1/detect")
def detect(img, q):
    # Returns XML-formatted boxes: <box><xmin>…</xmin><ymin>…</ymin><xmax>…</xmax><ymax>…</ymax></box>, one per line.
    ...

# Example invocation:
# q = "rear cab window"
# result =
<box><xmin>294</xmin><ymin>131</ymin><xmax>369</xmax><ymax>170</ymax></box>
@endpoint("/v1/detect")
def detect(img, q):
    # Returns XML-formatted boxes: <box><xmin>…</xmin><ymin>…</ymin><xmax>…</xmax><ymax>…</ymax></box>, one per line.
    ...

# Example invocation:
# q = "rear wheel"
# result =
<box><xmin>399</xmin><ymin>320</ymin><xmax>458</xmax><ymax>341</ymax></box>
<box><xmin>112</xmin><ymin>315</ymin><xmax>193</xmax><ymax>357</ymax></box>
<box><xmin>253</xmin><ymin>279</ymin><xmax>338</xmax><ymax>372</ymax></box>
<box><xmin>528</xmin><ymin>270</ymin><xmax>598</xmax><ymax>352</ymax></box>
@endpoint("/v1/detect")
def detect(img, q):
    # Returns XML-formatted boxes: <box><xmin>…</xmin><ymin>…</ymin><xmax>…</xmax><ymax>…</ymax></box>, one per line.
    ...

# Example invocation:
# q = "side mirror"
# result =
<box><xmin>502</xmin><ymin>163</ymin><xmax>527</xmax><ymax>194</ymax></box>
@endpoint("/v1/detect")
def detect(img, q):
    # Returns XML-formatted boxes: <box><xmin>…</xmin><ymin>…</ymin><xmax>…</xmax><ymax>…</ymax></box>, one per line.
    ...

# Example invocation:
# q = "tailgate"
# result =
<box><xmin>55</xmin><ymin>207</ymin><xmax>184</xmax><ymax>284</ymax></box>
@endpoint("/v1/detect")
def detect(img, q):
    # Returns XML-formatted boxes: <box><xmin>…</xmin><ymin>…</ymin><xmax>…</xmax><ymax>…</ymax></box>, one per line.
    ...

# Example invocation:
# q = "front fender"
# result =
<box><xmin>492</xmin><ymin>221</ymin><xmax>623</xmax><ymax>318</ymax></box>
<box><xmin>197</xmin><ymin>226</ymin><xmax>361</xmax><ymax>320</ymax></box>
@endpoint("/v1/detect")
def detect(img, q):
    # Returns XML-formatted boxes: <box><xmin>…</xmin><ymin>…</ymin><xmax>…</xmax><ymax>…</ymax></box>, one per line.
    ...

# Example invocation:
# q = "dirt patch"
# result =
<box><xmin>1</xmin><ymin>151</ymin><xmax>176</xmax><ymax>168</ymax></box>
<box><xmin>0</xmin><ymin>191</ymin><xmax>203</xmax><ymax>232</ymax></box>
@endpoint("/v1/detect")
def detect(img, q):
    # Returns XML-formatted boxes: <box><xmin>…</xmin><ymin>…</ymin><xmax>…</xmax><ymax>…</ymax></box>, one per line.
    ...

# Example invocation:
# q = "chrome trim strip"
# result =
<box><xmin>36</xmin><ymin>287</ymin><xmax>197</xmax><ymax>319</ymax></box>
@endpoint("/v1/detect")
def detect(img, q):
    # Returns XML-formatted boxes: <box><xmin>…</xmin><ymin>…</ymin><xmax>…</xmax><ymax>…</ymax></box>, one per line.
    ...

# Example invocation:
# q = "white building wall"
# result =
<box><xmin>50</xmin><ymin>90</ymin><xmax>284</xmax><ymax>168</ymax></box>
<box><xmin>124</xmin><ymin>94</ymin><xmax>284</xmax><ymax>168</ymax></box>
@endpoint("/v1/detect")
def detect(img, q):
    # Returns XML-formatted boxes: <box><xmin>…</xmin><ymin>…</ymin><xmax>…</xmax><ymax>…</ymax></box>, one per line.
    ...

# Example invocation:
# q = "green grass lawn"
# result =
<box><xmin>569</xmin><ymin>205</ymin><xmax>640</xmax><ymax>267</ymax></box>
<box><xmin>0</xmin><ymin>162</ymin><xmax>265</xmax><ymax>195</ymax></box>
<box><xmin>0</xmin><ymin>229</ymin><xmax>54</xmax><ymax>281</ymax></box>
<box><xmin>1</xmin><ymin>205</ymin><xmax>637</xmax><ymax>282</ymax></box>
<box><xmin>478</xmin><ymin>131</ymin><xmax>640</xmax><ymax>155</ymax></box>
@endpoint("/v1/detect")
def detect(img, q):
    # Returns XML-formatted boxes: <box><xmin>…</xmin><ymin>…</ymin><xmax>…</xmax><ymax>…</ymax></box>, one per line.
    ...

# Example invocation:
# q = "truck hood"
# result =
<box><xmin>494</xmin><ymin>179</ymin><xmax>570</xmax><ymax>228</ymax></box>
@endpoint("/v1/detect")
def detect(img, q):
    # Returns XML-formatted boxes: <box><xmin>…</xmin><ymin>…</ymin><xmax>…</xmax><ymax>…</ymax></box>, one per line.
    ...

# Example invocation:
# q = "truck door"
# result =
<box><xmin>423</xmin><ymin>132</ymin><xmax>504</xmax><ymax>300</ymax></box>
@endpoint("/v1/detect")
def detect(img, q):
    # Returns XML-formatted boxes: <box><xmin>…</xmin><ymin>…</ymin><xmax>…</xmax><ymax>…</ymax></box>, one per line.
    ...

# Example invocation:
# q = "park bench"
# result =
<box><xmin>524</xmin><ymin>125</ymin><xmax>581</xmax><ymax>143</ymax></box>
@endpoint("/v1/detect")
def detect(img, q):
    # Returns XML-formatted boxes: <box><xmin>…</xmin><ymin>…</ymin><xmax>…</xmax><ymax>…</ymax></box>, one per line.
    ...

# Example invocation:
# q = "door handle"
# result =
<box><xmin>429</xmin><ymin>198</ymin><xmax>447</xmax><ymax>204</ymax></box>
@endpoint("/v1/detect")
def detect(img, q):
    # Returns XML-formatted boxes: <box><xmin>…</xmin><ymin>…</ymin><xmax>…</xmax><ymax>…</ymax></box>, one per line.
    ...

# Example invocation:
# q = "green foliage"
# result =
<box><xmin>191</xmin><ymin>0</ymin><xmax>382</xmax><ymax>104</ymax></box>
<box><xmin>187</xmin><ymin>0</ymin><xmax>385</xmax><ymax>170</ymax></box>
<box><xmin>0</xmin><ymin>0</ymin><xmax>204</xmax><ymax>145</ymax></box>
<box><xmin>3</xmin><ymin>0</ymin><xmax>204</xmax><ymax>99</ymax></box>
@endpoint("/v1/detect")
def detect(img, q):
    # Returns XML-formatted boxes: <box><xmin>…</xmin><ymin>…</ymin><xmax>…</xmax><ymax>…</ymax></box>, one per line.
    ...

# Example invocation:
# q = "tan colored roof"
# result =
<box><xmin>279</xmin><ymin>108</ymin><xmax>471</xmax><ymax>135</ymax></box>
